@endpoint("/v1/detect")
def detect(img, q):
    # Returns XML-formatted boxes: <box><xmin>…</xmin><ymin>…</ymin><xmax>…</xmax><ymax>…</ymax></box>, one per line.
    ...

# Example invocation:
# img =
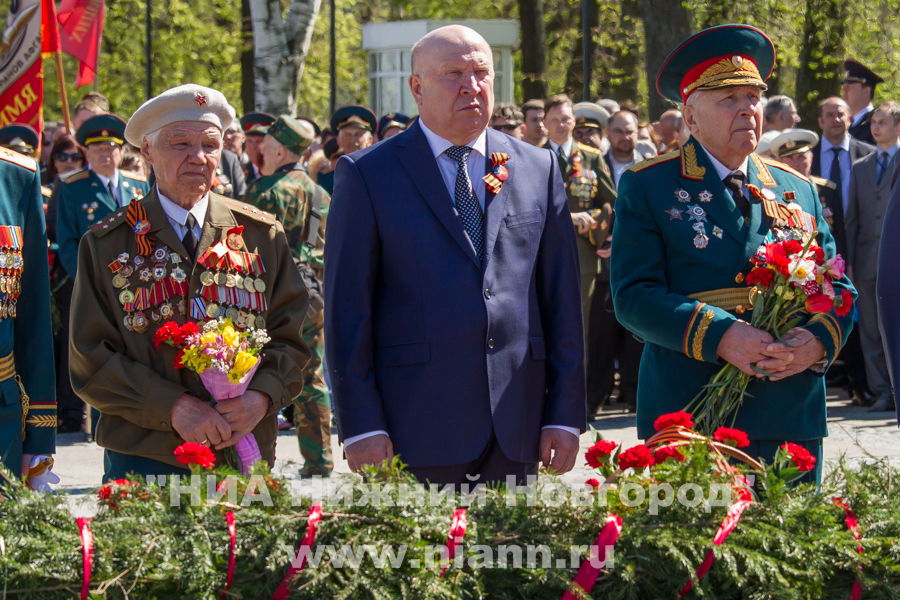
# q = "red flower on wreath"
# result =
<box><xmin>173</xmin><ymin>322</ymin><xmax>200</xmax><ymax>345</ymax></box>
<box><xmin>653</xmin><ymin>410</ymin><xmax>694</xmax><ymax>432</ymax></box>
<box><xmin>153</xmin><ymin>321</ymin><xmax>178</xmax><ymax>348</ymax></box>
<box><xmin>617</xmin><ymin>444</ymin><xmax>655</xmax><ymax>471</ymax></box>
<box><xmin>781</xmin><ymin>442</ymin><xmax>816</xmax><ymax>472</ymax></box>
<box><xmin>585</xmin><ymin>478</ymin><xmax>600</xmax><ymax>489</ymax></box>
<box><xmin>98</xmin><ymin>479</ymin><xmax>139</xmax><ymax>509</ymax></box>
<box><xmin>652</xmin><ymin>445</ymin><xmax>685</xmax><ymax>464</ymax></box>
<box><xmin>585</xmin><ymin>440</ymin><xmax>618</xmax><ymax>468</ymax></box>
<box><xmin>174</xmin><ymin>442</ymin><xmax>216</xmax><ymax>468</ymax></box>
<box><xmin>713</xmin><ymin>427</ymin><xmax>750</xmax><ymax>448</ymax></box>
<box><xmin>745</xmin><ymin>267</ymin><xmax>774</xmax><ymax>289</ymax></box>
<box><xmin>835</xmin><ymin>289</ymin><xmax>854</xmax><ymax>317</ymax></box>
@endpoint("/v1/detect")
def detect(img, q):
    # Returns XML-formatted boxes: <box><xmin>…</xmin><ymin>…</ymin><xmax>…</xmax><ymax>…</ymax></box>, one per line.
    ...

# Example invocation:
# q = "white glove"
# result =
<box><xmin>27</xmin><ymin>455</ymin><xmax>59</xmax><ymax>493</ymax></box>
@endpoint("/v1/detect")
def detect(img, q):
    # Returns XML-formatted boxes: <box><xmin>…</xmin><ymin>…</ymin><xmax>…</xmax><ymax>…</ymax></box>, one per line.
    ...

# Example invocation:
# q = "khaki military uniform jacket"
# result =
<box><xmin>69</xmin><ymin>190</ymin><xmax>310</xmax><ymax>468</ymax></box>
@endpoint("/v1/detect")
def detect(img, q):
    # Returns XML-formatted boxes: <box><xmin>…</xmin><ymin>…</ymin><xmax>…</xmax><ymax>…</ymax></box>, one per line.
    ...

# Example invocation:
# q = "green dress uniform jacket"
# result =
<box><xmin>611</xmin><ymin>138</ymin><xmax>855</xmax><ymax>442</ymax></box>
<box><xmin>56</xmin><ymin>168</ymin><xmax>150</xmax><ymax>278</ymax></box>
<box><xmin>68</xmin><ymin>190</ymin><xmax>311</xmax><ymax>471</ymax></box>
<box><xmin>0</xmin><ymin>148</ymin><xmax>56</xmax><ymax>477</ymax></box>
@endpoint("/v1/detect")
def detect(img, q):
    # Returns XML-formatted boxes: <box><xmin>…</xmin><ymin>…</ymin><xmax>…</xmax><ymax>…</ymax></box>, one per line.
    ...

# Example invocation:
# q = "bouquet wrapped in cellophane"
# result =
<box><xmin>685</xmin><ymin>227</ymin><xmax>852</xmax><ymax>434</ymax></box>
<box><xmin>154</xmin><ymin>317</ymin><xmax>271</xmax><ymax>474</ymax></box>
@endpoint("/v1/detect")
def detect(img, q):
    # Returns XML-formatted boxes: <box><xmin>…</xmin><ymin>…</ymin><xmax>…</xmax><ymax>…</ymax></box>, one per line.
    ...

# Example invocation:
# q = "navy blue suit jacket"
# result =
<box><xmin>324</xmin><ymin>120</ymin><xmax>586</xmax><ymax>467</ymax></box>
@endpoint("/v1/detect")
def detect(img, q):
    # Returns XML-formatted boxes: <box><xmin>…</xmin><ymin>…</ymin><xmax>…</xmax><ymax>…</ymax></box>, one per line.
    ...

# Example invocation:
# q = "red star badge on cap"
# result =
<box><xmin>195</xmin><ymin>93</ymin><xmax>208</xmax><ymax>107</ymax></box>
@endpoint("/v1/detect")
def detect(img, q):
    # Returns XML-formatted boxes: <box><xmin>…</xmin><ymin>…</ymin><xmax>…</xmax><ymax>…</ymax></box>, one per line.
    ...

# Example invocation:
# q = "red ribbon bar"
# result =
<box><xmin>271</xmin><ymin>504</ymin><xmax>323</xmax><ymax>600</ymax></box>
<box><xmin>76</xmin><ymin>517</ymin><xmax>94</xmax><ymax>600</ymax></box>
<box><xmin>561</xmin><ymin>513</ymin><xmax>623</xmax><ymax>600</ymax></box>
<box><xmin>220</xmin><ymin>511</ymin><xmax>237</xmax><ymax>600</ymax></box>
<box><xmin>440</xmin><ymin>507</ymin><xmax>468</xmax><ymax>577</ymax></box>
<box><xmin>678</xmin><ymin>498</ymin><xmax>752</xmax><ymax>597</ymax></box>
<box><xmin>834</xmin><ymin>498</ymin><xmax>863</xmax><ymax>600</ymax></box>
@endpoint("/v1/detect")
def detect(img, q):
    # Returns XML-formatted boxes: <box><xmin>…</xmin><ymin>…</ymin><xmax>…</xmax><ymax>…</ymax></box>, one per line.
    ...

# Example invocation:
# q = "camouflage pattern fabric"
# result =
<box><xmin>243</xmin><ymin>164</ymin><xmax>333</xmax><ymax>475</ymax></box>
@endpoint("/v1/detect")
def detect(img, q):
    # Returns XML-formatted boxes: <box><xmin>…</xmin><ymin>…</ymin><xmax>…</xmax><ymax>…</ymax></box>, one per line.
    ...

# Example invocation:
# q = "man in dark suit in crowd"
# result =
<box><xmin>811</xmin><ymin>96</ymin><xmax>876</xmax><ymax>405</ymax></box>
<box><xmin>842</xmin><ymin>59</ymin><xmax>883</xmax><ymax>145</ymax></box>
<box><xmin>846</xmin><ymin>102</ymin><xmax>900</xmax><ymax>413</ymax></box>
<box><xmin>325</xmin><ymin>25</ymin><xmax>585</xmax><ymax>486</ymax></box>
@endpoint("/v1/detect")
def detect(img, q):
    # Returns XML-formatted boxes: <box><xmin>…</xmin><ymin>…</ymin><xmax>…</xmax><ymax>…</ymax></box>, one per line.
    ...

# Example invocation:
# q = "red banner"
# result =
<box><xmin>41</xmin><ymin>0</ymin><xmax>61</xmax><ymax>55</ymax></box>
<box><xmin>0</xmin><ymin>0</ymin><xmax>43</xmax><ymax>130</ymax></box>
<box><xmin>57</xmin><ymin>0</ymin><xmax>104</xmax><ymax>88</ymax></box>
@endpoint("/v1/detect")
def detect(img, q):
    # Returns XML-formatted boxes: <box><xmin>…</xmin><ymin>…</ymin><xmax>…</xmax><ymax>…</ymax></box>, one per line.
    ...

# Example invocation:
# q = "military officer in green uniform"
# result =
<box><xmin>318</xmin><ymin>105</ymin><xmax>377</xmax><ymax>195</ymax></box>
<box><xmin>57</xmin><ymin>114</ymin><xmax>151</xmax><ymax>279</ymax></box>
<box><xmin>0</xmin><ymin>124</ymin><xmax>39</xmax><ymax>157</ymax></box>
<box><xmin>69</xmin><ymin>85</ymin><xmax>310</xmax><ymax>481</ymax></box>
<box><xmin>0</xmin><ymin>146</ymin><xmax>57</xmax><ymax>482</ymax></box>
<box><xmin>543</xmin><ymin>94</ymin><xmax>617</xmax><ymax>341</ymax></box>
<box><xmin>611</xmin><ymin>24</ymin><xmax>856</xmax><ymax>484</ymax></box>
<box><xmin>240</xmin><ymin>112</ymin><xmax>276</xmax><ymax>184</ymax></box>
<box><xmin>243</xmin><ymin>115</ymin><xmax>333</xmax><ymax>477</ymax></box>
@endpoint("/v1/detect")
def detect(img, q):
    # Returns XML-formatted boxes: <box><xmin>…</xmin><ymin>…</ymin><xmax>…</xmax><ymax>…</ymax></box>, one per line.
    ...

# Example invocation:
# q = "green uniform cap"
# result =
<box><xmin>268</xmin><ymin>116</ymin><xmax>314</xmax><ymax>155</ymax></box>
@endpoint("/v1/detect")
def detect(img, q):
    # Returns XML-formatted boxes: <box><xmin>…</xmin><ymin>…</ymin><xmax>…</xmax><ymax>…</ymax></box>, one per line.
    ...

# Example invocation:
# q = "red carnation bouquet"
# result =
<box><xmin>685</xmin><ymin>232</ymin><xmax>851</xmax><ymax>434</ymax></box>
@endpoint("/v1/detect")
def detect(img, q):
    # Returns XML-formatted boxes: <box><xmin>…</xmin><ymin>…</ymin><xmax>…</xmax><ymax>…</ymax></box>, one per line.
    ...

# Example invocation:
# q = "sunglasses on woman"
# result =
<box><xmin>55</xmin><ymin>151</ymin><xmax>84</xmax><ymax>162</ymax></box>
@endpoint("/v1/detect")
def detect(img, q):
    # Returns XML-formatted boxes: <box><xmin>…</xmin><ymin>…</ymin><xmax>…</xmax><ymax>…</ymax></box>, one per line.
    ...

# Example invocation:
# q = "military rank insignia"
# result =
<box><xmin>0</xmin><ymin>226</ymin><xmax>23</xmax><ymax>319</ymax></box>
<box><xmin>483</xmin><ymin>152</ymin><xmax>509</xmax><ymax>195</ymax></box>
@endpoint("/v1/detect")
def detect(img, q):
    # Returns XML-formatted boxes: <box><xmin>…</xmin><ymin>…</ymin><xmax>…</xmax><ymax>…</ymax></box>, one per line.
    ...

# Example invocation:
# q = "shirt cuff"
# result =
<box><xmin>344</xmin><ymin>430</ymin><xmax>389</xmax><ymax>447</ymax></box>
<box><xmin>541</xmin><ymin>425</ymin><xmax>580</xmax><ymax>438</ymax></box>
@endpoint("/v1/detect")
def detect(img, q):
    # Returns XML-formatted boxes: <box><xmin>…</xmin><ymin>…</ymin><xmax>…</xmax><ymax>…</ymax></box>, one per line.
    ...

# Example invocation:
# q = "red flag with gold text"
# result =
<box><xmin>57</xmin><ymin>0</ymin><xmax>104</xmax><ymax>88</ymax></box>
<box><xmin>0</xmin><ymin>0</ymin><xmax>43</xmax><ymax>130</ymax></box>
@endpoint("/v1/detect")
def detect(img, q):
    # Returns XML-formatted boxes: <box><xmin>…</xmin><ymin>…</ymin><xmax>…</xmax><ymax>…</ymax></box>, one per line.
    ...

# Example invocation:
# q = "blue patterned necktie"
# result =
<box><xmin>446</xmin><ymin>145</ymin><xmax>484</xmax><ymax>261</ymax></box>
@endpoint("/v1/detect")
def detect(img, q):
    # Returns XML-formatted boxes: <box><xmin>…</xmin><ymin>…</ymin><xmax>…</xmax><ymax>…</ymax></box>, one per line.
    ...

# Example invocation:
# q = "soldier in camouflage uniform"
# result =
<box><xmin>243</xmin><ymin>115</ymin><xmax>333</xmax><ymax>476</ymax></box>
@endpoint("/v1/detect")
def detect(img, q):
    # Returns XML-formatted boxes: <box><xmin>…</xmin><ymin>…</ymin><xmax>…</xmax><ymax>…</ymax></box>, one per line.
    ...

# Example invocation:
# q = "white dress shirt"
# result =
<box><xmin>851</xmin><ymin>103</ymin><xmax>874</xmax><ymax>128</ymax></box>
<box><xmin>344</xmin><ymin>122</ymin><xmax>579</xmax><ymax>448</ymax></box>
<box><xmin>93</xmin><ymin>168</ymin><xmax>121</xmax><ymax>207</ymax></box>
<box><xmin>548</xmin><ymin>136</ymin><xmax>574</xmax><ymax>163</ymax></box>
<box><xmin>157</xmin><ymin>185</ymin><xmax>208</xmax><ymax>242</ymax></box>
<box><xmin>699</xmin><ymin>144</ymin><xmax>750</xmax><ymax>200</ymax></box>
<box><xmin>820</xmin><ymin>135</ymin><xmax>852</xmax><ymax>212</ymax></box>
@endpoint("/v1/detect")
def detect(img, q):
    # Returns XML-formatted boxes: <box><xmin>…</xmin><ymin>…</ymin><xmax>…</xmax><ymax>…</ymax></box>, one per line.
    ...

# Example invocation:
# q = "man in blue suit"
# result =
<box><xmin>324</xmin><ymin>25</ymin><xmax>585</xmax><ymax>486</ymax></box>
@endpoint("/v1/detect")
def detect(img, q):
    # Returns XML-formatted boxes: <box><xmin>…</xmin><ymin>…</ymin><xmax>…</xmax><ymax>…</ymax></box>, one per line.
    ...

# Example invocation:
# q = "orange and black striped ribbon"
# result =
<box><xmin>482</xmin><ymin>152</ymin><xmax>510</xmax><ymax>195</ymax></box>
<box><xmin>126</xmin><ymin>199</ymin><xmax>154</xmax><ymax>256</ymax></box>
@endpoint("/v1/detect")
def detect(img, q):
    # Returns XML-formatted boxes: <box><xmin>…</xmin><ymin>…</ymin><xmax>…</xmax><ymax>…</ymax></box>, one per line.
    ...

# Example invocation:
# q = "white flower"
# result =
<box><xmin>788</xmin><ymin>255</ymin><xmax>817</xmax><ymax>285</ymax></box>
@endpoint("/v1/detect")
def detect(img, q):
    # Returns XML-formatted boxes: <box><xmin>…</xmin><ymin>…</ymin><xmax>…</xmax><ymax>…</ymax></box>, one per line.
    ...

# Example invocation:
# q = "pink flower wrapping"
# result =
<box><xmin>198</xmin><ymin>362</ymin><xmax>263</xmax><ymax>475</ymax></box>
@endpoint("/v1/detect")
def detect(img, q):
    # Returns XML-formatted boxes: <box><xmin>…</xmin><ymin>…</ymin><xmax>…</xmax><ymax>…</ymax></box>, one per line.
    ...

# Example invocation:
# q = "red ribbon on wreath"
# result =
<box><xmin>76</xmin><ymin>517</ymin><xmax>94</xmax><ymax>600</ymax></box>
<box><xmin>834</xmin><ymin>498</ymin><xmax>863</xmax><ymax>600</ymax></box>
<box><xmin>220</xmin><ymin>510</ymin><xmax>237</xmax><ymax>600</ymax></box>
<box><xmin>440</xmin><ymin>507</ymin><xmax>468</xmax><ymax>577</ymax></box>
<box><xmin>561</xmin><ymin>513</ymin><xmax>623</xmax><ymax>600</ymax></box>
<box><xmin>271</xmin><ymin>503</ymin><xmax>323</xmax><ymax>600</ymax></box>
<box><xmin>678</xmin><ymin>497</ymin><xmax>752</xmax><ymax>597</ymax></box>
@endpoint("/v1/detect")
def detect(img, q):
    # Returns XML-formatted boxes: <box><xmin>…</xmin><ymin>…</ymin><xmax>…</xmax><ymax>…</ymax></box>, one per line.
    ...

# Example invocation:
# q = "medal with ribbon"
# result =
<box><xmin>483</xmin><ymin>152</ymin><xmax>510</xmax><ymax>195</ymax></box>
<box><xmin>125</xmin><ymin>199</ymin><xmax>154</xmax><ymax>256</ymax></box>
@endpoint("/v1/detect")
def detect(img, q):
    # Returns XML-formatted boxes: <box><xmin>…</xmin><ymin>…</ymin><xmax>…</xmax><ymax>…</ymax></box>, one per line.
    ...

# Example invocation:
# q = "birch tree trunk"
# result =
<box><xmin>249</xmin><ymin>0</ymin><xmax>322</xmax><ymax>115</ymax></box>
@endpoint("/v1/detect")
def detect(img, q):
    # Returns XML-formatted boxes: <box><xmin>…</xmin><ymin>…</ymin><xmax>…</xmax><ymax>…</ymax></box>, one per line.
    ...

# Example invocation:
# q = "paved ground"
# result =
<box><xmin>54</xmin><ymin>387</ymin><xmax>898</xmax><ymax>501</ymax></box>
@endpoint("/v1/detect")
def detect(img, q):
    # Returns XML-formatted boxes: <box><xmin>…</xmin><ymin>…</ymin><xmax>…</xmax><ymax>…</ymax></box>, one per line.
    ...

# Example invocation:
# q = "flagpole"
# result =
<box><xmin>53</xmin><ymin>52</ymin><xmax>72</xmax><ymax>132</ymax></box>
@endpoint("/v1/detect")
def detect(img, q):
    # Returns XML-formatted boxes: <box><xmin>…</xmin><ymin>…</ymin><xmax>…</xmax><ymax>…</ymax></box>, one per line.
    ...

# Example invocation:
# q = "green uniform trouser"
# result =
<box><xmin>293</xmin><ymin>311</ymin><xmax>333</xmax><ymax>475</ymax></box>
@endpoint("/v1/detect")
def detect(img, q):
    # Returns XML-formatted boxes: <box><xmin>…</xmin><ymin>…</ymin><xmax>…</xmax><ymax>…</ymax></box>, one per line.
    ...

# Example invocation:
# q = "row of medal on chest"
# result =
<box><xmin>109</xmin><ymin>246</ymin><xmax>267</xmax><ymax>294</ymax></box>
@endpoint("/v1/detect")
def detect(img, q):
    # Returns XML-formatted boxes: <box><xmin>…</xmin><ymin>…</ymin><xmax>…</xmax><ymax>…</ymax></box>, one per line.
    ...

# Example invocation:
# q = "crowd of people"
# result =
<box><xmin>0</xmin><ymin>21</ymin><xmax>893</xmax><ymax>488</ymax></box>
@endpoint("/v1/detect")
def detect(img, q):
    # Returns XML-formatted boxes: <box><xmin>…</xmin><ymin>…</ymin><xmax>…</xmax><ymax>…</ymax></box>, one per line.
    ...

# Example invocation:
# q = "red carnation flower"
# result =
<box><xmin>782</xmin><ymin>239</ymin><xmax>804</xmax><ymax>255</ymax></box>
<box><xmin>153</xmin><ymin>321</ymin><xmax>178</xmax><ymax>349</ymax></box>
<box><xmin>174</xmin><ymin>442</ymin><xmax>216</xmax><ymax>469</ymax></box>
<box><xmin>173</xmin><ymin>347</ymin><xmax>186</xmax><ymax>370</ymax></box>
<box><xmin>811</xmin><ymin>246</ymin><xmax>825</xmax><ymax>265</ymax></box>
<box><xmin>765</xmin><ymin>242</ymin><xmax>791</xmax><ymax>276</ymax></box>
<box><xmin>173</xmin><ymin>322</ymin><xmax>200</xmax><ymax>345</ymax></box>
<box><xmin>781</xmin><ymin>442</ymin><xmax>816</xmax><ymax>472</ymax></box>
<box><xmin>585</xmin><ymin>440</ymin><xmax>618</xmax><ymax>468</ymax></box>
<box><xmin>835</xmin><ymin>289</ymin><xmax>854</xmax><ymax>317</ymax></box>
<box><xmin>713</xmin><ymin>427</ymin><xmax>750</xmax><ymax>448</ymax></box>
<box><xmin>97</xmin><ymin>479</ymin><xmax>136</xmax><ymax>508</ymax></box>
<box><xmin>805</xmin><ymin>293</ymin><xmax>833</xmax><ymax>314</ymax></box>
<box><xmin>652</xmin><ymin>445</ymin><xmax>685</xmax><ymax>464</ymax></box>
<box><xmin>617</xmin><ymin>444</ymin><xmax>655</xmax><ymax>471</ymax></box>
<box><xmin>653</xmin><ymin>410</ymin><xmax>694</xmax><ymax>432</ymax></box>
<box><xmin>585</xmin><ymin>478</ymin><xmax>600</xmax><ymax>488</ymax></box>
<box><xmin>745</xmin><ymin>266</ymin><xmax>775</xmax><ymax>289</ymax></box>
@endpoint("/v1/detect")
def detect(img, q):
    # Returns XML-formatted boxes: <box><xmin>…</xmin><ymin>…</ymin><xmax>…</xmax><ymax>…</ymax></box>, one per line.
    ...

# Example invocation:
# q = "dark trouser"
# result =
<box><xmin>842</xmin><ymin>328</ymin><xmax>870</xmax><ymax>397</ymax></box>
<box><xmin>55</xmin><ymin>278</ymin><xmax>83</xmax><ymax>425</ymax></box>
<box><xmin>744</xmin><ymin>438</ymin><xmax>823</xmax><ymax>486</ymax></box>
<box><xmin>103</xmin><ymin>449</ymin><xmax>191</xmax><ymax>483</ymax></box>
<box><xmin>586</xmin><ymin>279</ymin><xmax>644</xmax><ymax>412</ymax></box>
<box><xmin>406</xmin><ymin>428</ymin><xmax>539</xmax><ymax>488</ymax></box>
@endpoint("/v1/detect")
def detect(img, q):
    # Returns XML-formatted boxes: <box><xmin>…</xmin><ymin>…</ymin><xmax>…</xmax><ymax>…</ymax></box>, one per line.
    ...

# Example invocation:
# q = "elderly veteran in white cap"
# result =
<box><xmin>68</xmin><ymin>84</ymin><xmax>310</xmax><ymax>482</ymax></box>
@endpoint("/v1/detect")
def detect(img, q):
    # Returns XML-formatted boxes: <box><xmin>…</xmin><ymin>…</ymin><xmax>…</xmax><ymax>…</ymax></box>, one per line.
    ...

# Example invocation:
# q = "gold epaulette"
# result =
<box><xmin>761</xmin><ymin>156</ymin><xmax>810</xmax><ymax>183</ymax></box>
<box><xmin>576</xmin><ymin>142</ymin><xmax>601</xmax><ymax>155</ymax></box>
<box><xmin>121</xmin><ymin>170</ymin><xmax>148</xmax><ymax>183</ymax></box>
<box><xmin>61</xmin><ymin>168</ymin><xmax>90</xmax><ymax>184</ymax></box>
<box><xmin>41</xmin><ymin>186</ymin><xmax>52</xmax><ymax>198</ymax></box>
<box><xmin>628</xmin><ymin>150</ymin><xmax>678</xmax><ymax>173</ymax></box>
<box><xmin>0</xmin><ymin>147</ymin><xmax>36</xmax><ymax>171</ymax></box>
<box><xmin>90</xmin><ymin>206</ymin><xmax>130</xmax><ymax>237</ymax></box>
<box><xmin>810</xmin><ymin>175</ymin><xmax>837</xmax><ymax>190</ymax></box>
<box><xmin>222</xmin><ymin>198</ymin><xmax>277</xmax><ymax>224</ymax></box>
